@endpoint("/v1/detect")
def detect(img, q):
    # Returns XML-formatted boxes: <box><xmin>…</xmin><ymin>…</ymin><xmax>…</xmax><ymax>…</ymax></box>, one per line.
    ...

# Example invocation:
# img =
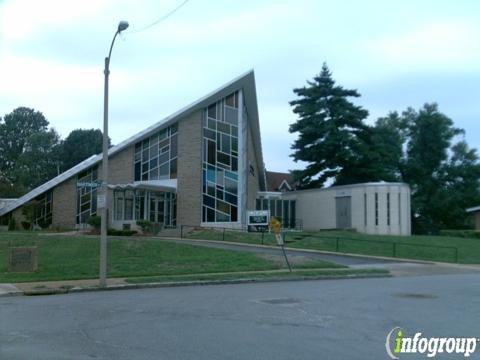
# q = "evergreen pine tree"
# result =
<box><xmin>289</xmin><ymin>63</ymin><xmax>369</xmax><ymax>188</ymax></box>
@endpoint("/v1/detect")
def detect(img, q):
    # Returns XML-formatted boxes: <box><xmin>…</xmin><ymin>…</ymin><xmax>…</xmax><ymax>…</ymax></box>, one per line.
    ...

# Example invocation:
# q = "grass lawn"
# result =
<box><xmin>0</xmin><ymin>232</ymin><xmax>341</xmax><ymax>283</ymax></box>
<box><xmin>184</xmin><ymin>229</ymin><xmax>480</xmax><ymax>264</ymax></box>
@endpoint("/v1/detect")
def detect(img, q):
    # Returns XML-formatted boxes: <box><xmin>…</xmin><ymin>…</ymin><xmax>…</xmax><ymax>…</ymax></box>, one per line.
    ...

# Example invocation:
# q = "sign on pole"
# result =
<box><xmin>97</xmin><ymin>194</ymin><xmax>106</xmax><ymax>209</ymax></box>
<box><xmin>268</xmin><ymin>217</ymin><xmax>291</xmax><ymax>271</ymax></box>
<box><xmin>247</xmin><ymin>210</ymin><xmax>270</xmax><ymax>226</ymax></box>
<box><xmin>77</xmin><ymin>180</ymin><xmax>103</xmax><ymax>188</ymax></box>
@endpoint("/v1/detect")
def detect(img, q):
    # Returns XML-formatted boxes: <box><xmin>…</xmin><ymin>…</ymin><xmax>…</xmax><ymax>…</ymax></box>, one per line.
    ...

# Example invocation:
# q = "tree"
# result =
<box><xmin>289</xmin><ymin>63</ymin><xmax>369</xmax><ymax>188</ymax></box>
<box><xmin>368</xmin><ymin>104</ymin><xmax>480</xmax><ymax>233</ymax></box>
<box><xmin>0</xmin><ymin>173</ymin><xmax>26</xmax><ymax>198</ymax></box>
<box><xmin>400</xmin><ymin>104</ymin><xmax>463</xmax><ymax>233</ymax></box>
<box><xmin>0</xmin><ymin>107</ymin><xmax>62</xmax><ymax>193</ymax></box>
<box><xmin>0</xmin><ymin>107</ymin><xmax>49</xmax><ymax>183</ymax></box>
<box><xmin>60</xmin><ymin>129</ymin><xmax>104</xmax><ymax>171</ymax></box>
<box><xmin>14</xmin><ymin>129</ymin><xmax>62</xmax><ymax>189</ymax></box>
<box><xmin>436</xmin><ymin>141</ymin><xmax>480</xmax><ymax>229</ymax></box>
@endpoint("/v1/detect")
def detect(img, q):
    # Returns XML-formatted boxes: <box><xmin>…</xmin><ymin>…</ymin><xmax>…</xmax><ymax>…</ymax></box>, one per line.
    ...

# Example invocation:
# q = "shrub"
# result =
<box><xmin>22</xmin><ymin>200</ymin><xmax>38</xmax><ymax>230</ymax></box>
<box><xmin>136</xmin><ymin>219</ymin><xmax>153</xmax><ymax>233</ymax></box>
<box><xmin>37</xmin><ymin>219</ymin><xmax>50</xmax><ymax>229</ymax></box>
<box><xmin>87</xmin><ymin>215</ymin><xmax>101</xmax><ymax>230</ymax></box>
<box><xmin>8</xmin><ymin>217</ymin><xmax>16</xmax><ymax>231</ymax></box>
<box><xmin>107</xmin><ymin>228</ymin><xmax>137</xmax><ymax>236</ymax></box>
<box><xmin>21</xmin><ymin>221</ymin><xmax>31</xmax><ymax>230</ymax></box>
<box><xmin>439</xmin><ymin>230</ymin><xmax>480</xmax><ymax>239</ymax></box>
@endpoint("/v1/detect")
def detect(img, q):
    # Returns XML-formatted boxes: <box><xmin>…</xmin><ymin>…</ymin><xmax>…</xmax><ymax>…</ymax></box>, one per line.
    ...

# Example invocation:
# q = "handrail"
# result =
<box><xmin>180</xmin><ymin>225</ymin><xmax>459</xmax><ymax>263</ymax></box>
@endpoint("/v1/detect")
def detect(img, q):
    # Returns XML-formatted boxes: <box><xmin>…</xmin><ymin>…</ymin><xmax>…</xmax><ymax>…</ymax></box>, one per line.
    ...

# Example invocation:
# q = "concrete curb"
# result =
<box><xmin>65</xmin><ymin>272</ymin><xmax>393</xmax><ymax>294</ymax></box>
<box><xmin>2</xmin><ymin>272</ymin><xmax>390</xmax><ymax>297</ymax></box>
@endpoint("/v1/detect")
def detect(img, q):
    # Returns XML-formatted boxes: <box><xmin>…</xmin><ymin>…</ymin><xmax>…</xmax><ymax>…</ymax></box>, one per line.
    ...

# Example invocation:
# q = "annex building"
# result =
<box><xmin>0</xmin><ymin>71</ymin><xmax>411</xmax><ymax>235</ymax></box>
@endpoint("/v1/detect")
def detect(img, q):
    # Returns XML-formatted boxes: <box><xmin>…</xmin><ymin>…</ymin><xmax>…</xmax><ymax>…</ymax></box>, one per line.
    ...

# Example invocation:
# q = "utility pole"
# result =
<box><xmin>99</xmin><ymin>21</ymin><xmax>129</xmax><ymax>288</ymax></box>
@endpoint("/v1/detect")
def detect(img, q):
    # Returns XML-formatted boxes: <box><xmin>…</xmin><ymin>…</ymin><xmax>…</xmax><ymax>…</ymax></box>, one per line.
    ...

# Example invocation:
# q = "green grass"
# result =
<box><xmin>125</xmin><ymin>268</ymin><xmax>390</xmax><ymax>284</ymax></box>
<box><xmin>0</xmin><ymin>232</ymin><xmax>341</xmax><ymax>283</ymax></box>
<box><xmin>184</xmin><ymin>229</ymin><xmax>480</xmax><ymax>264</ymax></box>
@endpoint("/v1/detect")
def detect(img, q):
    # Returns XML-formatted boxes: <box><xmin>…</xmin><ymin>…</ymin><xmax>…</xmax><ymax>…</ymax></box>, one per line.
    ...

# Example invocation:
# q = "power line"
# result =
<box><xmin>128</xmin><ymin>0</ymin><xmax>190</xmax><ymax>34</ymax></box>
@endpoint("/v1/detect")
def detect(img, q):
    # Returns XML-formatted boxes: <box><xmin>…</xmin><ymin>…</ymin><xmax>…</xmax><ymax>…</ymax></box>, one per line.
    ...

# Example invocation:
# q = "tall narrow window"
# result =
<box><xmin>387</xmin><ymin>193</ymin><xmax>391</xmax><ymax>226</ymax></box>
<box><xmin>35</xmin><ymin>191</ymin><xmax>53</xmax><ymax>227</ymax></box>
<box><xmin>375</xmin><ymin>193</ymin><xmax>379</xmax><ymax>226</ymax></box>
<box><xmin>124</xmin><ymin>190</ymin><xmax>134</xmax><ymax>220</ymax></box>
<box><xmin>364</xmin><ymin>193</ymin><xmax>367</xmax><ymax>227</ymax></box>
<box><xmin>76</xmin><ymin>167</ymin><xmax>98</xmax><ymax>224</ymax></box>
<box><xmin>202</xmin><ymin>91</ymin><xmax>240</xmax><ymax>223</ymax></box>
<box><xmin>290</xmin><ymin>200</ymin><xmax>296</xmax><ymax>229</ymax></box>
<box><xmin>398</xmin><ymin>192</ymin><xmax>402</xmax><ymax>228</ymax></box>
<box><xmin>114</xmin><ymin>192</ymin><xmax>124</xmax><ymax>220</ymax></box>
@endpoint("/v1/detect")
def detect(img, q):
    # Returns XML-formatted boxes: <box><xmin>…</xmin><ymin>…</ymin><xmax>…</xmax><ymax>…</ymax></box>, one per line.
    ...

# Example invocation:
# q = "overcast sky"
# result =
<box><xmin>1</xmin><ymin>0</ymin><xmax>479</xmax><ymax>172</ymax></box>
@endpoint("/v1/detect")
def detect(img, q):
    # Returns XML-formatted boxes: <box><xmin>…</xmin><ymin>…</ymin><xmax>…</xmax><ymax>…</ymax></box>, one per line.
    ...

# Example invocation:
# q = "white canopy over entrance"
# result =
<box><xmin>108</xmin><ymin>179</ymin><xmax>177</xmax><ymax>193</ymax></box>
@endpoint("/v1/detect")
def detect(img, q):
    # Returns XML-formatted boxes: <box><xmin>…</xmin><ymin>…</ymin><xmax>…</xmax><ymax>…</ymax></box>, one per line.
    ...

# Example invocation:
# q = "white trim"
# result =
<box><xmin>109</xmin><ymin>180</ymin><xmax>177</xmax><ymax>193</ymax></box>
<box><xmin>285</xmin><ymin>182</ymin><xmax>410</xmax><ymax>195</ymax></box>
<box><xmin>467</xmin><ymin>206</ymin><xmax>480</xmax><ymax>213</ymax></box>
<box><xmin>238</xmin><ymin>89</ymin><xmax>247</xmax><ymax>225</ymax></box>
<box><xmin>257</xmin><ymin>191</ymin><xmax>282</xmax><ymax>199</ymax></box>
<box><xmin>278</xmin><ymin>179</ymin><xmax>292</xmax><ymax>191</ymax></box>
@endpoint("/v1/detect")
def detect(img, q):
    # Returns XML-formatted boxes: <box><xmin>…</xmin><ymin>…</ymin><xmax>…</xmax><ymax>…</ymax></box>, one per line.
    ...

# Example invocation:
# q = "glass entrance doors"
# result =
<box><xmin>115</xmin><ymin>190</ymin><xmax>177</xmax><ymax>228</ymax></box>
<box><xmin>149</xmin><ymin>196</ymin><xmax>165</xmax><ymax>224</ymax></box>
<box><xmin>147</xmin><ymin>191</ymin><xmax>176</xmax><ymax>228</ymax></box>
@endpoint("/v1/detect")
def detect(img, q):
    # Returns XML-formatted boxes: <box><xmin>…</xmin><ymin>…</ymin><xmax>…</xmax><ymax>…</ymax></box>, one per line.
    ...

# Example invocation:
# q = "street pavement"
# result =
<box><xmin>2</xmin><ymin>273</ymin><xmax>480</xmax><ymax>359</ymax></box>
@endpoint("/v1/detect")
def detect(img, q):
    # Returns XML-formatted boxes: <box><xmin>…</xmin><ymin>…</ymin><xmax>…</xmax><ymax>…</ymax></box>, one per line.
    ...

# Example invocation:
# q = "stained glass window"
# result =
<box><xmin>202</xmin><ymin>92</ymin><xmax>240</xmax><ymax>223</ymax></box>
<box><xmin>76</xmin><ymin>167</ymin><xmax>98</xmax><ymax>224</ymax></box>
<box><xmin>134</xmin><ymin>124</ymin><xmax>178</xmax><ymax>181</ymax></box>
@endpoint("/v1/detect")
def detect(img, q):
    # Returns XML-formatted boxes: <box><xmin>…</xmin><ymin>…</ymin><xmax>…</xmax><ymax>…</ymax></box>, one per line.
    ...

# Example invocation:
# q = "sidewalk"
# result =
<box><xmin>0</xmin><ymin>267</ymin><xmax>390</xmax><ymax>297</ymax></box>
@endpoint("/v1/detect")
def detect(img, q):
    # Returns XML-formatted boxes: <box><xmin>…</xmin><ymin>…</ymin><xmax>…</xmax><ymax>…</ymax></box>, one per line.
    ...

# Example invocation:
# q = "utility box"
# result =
<box><xmin>8</xmin><ymin>247</ymin><xmax>38</xmax><ymax>272</ymax></box>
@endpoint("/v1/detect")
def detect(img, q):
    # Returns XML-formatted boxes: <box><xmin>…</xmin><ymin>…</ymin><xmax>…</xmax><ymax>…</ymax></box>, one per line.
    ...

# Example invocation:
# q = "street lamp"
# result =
<box><xmin>100</xmin><ymin>20</ymin><xmax>129</xmax><ymax>288</ymax></box>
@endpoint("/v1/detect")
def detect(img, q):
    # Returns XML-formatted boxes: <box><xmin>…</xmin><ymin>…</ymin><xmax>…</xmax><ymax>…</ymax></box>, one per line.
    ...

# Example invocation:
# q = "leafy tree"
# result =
<box><xmin>370</xmin><ymin>104</ymin><xmax>480</xmax><ymax>233</ymax></box>
<box><xmin>0</xmin><ymin>176</ymin><xmax>27</xmax><ymax>198</ymax></box>
<box><xmin>60</xmin><ymin>129</ymin><xmax>105</xmax><ymax>171</ymax></box>
<box><xmin>0</xmin><ymin>107</ymin><xmax>49</xmax><ymax>183</ymax></box>
<box><xmin>437</xmin><ymin>141</ymin><xmax>480</xmax><ymax>229</ymax></box>
<box><xmin>289</xmin><ymin>63</ymin><xmax>369</xmax><ymax>188</ymax></box>
<box><xmin>14</xmin><ymin>129</ymin><xmax>62</xmax><ymax>189</ymax></box>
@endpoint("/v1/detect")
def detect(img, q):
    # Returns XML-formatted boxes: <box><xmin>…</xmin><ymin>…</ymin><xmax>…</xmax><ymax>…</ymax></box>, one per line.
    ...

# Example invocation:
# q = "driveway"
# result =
<box><xmin>162</xmin><ymin>238</ymin><xmax>480</xmax><ymax>277</ymax></box>
<box><xmin>163</xmin><ymin>238</ymin><xmax>402</xmax><ymax>266</ymax></box>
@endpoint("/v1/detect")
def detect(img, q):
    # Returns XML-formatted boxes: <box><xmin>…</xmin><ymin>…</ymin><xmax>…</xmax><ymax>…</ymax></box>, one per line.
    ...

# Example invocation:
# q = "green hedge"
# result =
<box><xmin>439</xmin><ymin>230</ymin><xmax>480</xmax><ymax>239</ymax></box>
<box><xmin>107</xmin><ymin>229</ymin><xmax>137</xmax><ymax>236</ymax></box>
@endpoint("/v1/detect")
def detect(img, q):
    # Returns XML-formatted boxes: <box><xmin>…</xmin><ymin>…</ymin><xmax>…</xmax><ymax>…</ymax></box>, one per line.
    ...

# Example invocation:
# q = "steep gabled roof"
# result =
<box><xmin>0</xmin><ymin>70</ymin><xmax>265</xmax><ymax>216</ymax></box>
<box><xmin>265</xmin><ymin>171</ymin><xmax>296</xmax><ymax>192</ymax></box>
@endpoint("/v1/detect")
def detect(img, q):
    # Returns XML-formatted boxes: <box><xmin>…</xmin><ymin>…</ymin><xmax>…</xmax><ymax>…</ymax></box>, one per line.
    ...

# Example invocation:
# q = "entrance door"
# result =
<box><xmin>149</xmin><ymin>196</ymin><xmax>165</xmax><ymax>225</ymax></box>
<box><xmin>336</xmin><ymin>196</ymin><xmax>351</xmax><ymax>229</ymax></box>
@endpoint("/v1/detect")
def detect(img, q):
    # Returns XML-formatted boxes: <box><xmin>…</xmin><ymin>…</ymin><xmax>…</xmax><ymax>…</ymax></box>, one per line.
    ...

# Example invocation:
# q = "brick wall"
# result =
<box><xmin>246</xmin><ymin>123</ymin><xmax>260</xmax><ymax>211</ymax></box>
<box><xmin>176</xmin><ymin>110</ymin><xmax>202</xmax><ymax>226</ymax></box>
<box><xmin>52</xmin><ymin>176</ymin><xmax>77</xmax><ymax>229</ymax></box>
<box><xmin>98</xmin><ymin>145</ymin><xmax>134</xmax><ymax>225</ymax></box>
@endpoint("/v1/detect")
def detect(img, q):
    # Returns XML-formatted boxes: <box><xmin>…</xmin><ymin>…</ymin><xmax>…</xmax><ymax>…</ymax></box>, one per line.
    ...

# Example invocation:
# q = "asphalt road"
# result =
<box><xmin>2</xmin><ymin>273</ymin><xmax>480</xmax><ymax>359</ymax></box>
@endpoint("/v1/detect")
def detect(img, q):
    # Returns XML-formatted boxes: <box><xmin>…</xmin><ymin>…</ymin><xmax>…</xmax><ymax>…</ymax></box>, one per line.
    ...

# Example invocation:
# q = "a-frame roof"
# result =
<box><xmin>0</xmin><ymin>70</ymin><xmax>265</xmax><ymax>216</ymax></box>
